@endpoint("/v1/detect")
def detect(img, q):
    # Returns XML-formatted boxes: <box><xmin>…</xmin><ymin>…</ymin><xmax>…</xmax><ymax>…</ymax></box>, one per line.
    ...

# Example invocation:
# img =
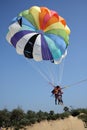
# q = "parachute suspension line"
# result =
<box><xmin>49</xmin><ymin>66</ymin><xmax>57</xmax><ymax>85</ymax></box>
<box><xmin>39</xmin><ymin>44</ymin><xmax>56</xmax><ymax>84</ymax></box>
<box><xmin>42</xmin><ymin>61</ymin><xmax>55</xmax><ymax>84</ymax></box>
<box><xmin>65</xmin><ymin>78</ymin><xmax>87</xmax><ymax>88</ymax></box>
<box><xmin>57</xmin><ymin>59</ymin><xmax>65</xmax><ymax>85</ymax></box>
<box><xmin>45</xmin><ymin>49</ymin><xmax>60</xmax><ymax>85</ymax></box>
<box><xmin>37</xmin><ymin>62</ymin><xmax>53</xmax><ymax>82</ymax></box>
<box><xmin>50</xmin><ymin>65</ymin><xmax>57</xmax><ymax>85</ymax></box>
<box><xmin>51</xmin><ymin>63</ymin><xmax>59</xmax><ymax>85</ymax></box>
<box><xmin>26</xmin><ymin>58</ymin><xmax>50</xmax><ymax>82</ymax></box>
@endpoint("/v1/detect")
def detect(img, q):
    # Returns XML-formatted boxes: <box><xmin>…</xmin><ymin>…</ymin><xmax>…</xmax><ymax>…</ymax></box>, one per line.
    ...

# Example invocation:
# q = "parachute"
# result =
<box><xmin>6</xmin><ymin>6</ymin><xmax>70</xmax><ymax>83</ymax></box>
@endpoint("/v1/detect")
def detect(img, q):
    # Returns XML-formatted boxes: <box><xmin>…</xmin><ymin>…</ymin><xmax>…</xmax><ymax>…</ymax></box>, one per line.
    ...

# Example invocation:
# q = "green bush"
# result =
<box><xmin>71</xmin><ymin>109</ymin><xmax>80</xmax><ymax>117</ymax></box>
<box><xmin>78</xmin><ymin>114</ymin><xmax>87</xmax><ymax>128</ymax></box>
<box><xmin>59</xmin><ymin>112</ymin><xmax>70</xmax><ymax>119</ymax></box>
<box><xmin>0</xmin><ymin>107</ymin><xmax>87</xmax><ymax>129</ymax></box>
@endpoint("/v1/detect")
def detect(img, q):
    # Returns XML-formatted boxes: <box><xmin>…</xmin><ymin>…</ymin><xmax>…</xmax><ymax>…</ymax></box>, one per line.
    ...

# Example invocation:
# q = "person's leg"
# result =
<box><xmin>55</xmin><ymin>98</ymin><xmax>57</xmax><ymax>105</ymax></box>
<box><xmin>58</xmin><ymin>95</ymin><xmax>62</xmax><ymax>104</ymax></box>
<box><xmin>60</xmin><ymin>95</ymin><xmax>63</xmax><ymax>104</ymax></box>
<box><xmin>55</xmin><ymin>94</ymin><xmax>57</xmax><ymax>105</ymax></box>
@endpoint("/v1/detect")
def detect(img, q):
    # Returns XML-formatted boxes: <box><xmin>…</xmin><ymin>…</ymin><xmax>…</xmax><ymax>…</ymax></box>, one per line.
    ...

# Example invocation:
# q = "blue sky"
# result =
<box><xmin>0</xmin><ymin>0</ymin><xmax>87</xmax><ymax>113</ymax></box>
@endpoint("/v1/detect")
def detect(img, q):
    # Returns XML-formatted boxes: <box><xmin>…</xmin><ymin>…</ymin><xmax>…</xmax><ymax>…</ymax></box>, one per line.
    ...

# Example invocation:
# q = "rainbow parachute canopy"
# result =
<box><xmin>6</xmin><ymin>6</ymin><xmax>70</xmax><ymax>64</ymax></box>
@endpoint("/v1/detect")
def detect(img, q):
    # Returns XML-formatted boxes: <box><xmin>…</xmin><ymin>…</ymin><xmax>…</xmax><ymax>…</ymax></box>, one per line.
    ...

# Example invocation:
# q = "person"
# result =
<box><xmin>57</xmin><ymin>89</ymin><xmax>63</xmax><ymax>105</ymax></box>
<box><xmin>49</xmin><ymin>82</ymin><xmax>64</xmax><ymax>105</ymax></box>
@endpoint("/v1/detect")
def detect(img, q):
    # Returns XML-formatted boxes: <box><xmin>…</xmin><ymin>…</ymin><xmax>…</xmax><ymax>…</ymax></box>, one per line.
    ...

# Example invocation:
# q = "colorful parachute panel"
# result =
<box><xmin>6</xmin><ymin>6</ymin><xmax>70</xmax><ymax>64</ymax></box>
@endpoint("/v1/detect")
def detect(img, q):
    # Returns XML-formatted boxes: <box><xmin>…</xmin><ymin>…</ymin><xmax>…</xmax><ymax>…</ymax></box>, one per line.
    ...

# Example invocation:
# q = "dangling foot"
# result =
<box><xmin>55</xmin><ymin>101</ymin><xmax>57</xmax><ymax>105</ymax></box>
<box><xmin>60</xmin><ymin>101</ymin><xmax>64</xmax><ymax>105</ymax></box>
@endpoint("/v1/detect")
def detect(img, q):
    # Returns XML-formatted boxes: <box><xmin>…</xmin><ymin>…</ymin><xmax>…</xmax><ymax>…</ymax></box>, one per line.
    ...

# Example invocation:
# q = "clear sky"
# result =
<box><xmin>0</xmin><ymin>0</ymin><xmax>87</xmax><ymax>113</ymax></box>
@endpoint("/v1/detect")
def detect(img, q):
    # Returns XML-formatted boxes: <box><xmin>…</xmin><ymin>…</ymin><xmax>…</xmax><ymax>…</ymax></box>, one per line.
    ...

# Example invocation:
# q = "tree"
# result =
<box><xmin>63</xmin><ymin>107</ymin><xmax>69</xmax><ymax>112</ymax></box>
<box><xmin>36</xmin><ymin>110</ymin><xmax>47</xmax><ymax>122</ymax></box>
<box><xmin>26</xmin><ymin>110</ymin><xmax>37</xmax><ymax>125</ymax></box>
<box><xmin>10</xmin><ymin>107</ymin><xmax>25</xmax><ymax>129</ymax></box>
<box><xmin>0</xmin><ymin>109</ymin><xmax>11</xmax><ymax>128</ymax></box>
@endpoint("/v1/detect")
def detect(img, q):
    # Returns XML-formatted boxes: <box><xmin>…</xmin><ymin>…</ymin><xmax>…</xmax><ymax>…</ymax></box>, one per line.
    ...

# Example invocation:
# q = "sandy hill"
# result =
<box><xmin>24</xmin><ymin>116</ymin><xmax>87</xmax><ymax>130</ymax></box>
<box><xmin>2</xmin><ymin>116</ymin><xmax>87</xmax><ymax>130</ymax></box>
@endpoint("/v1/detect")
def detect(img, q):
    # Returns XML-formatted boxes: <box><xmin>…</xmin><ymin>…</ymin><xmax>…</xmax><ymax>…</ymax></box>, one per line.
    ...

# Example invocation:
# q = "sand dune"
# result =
<box><xmin>2</xmin><ymin>116</ymin><xmax>87</xmax><ymax>130</ymax></box>
<box><xmin>25</xmin><ymin>116</ymin><xmax>86</xmax><ymax>130</ymax></box>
